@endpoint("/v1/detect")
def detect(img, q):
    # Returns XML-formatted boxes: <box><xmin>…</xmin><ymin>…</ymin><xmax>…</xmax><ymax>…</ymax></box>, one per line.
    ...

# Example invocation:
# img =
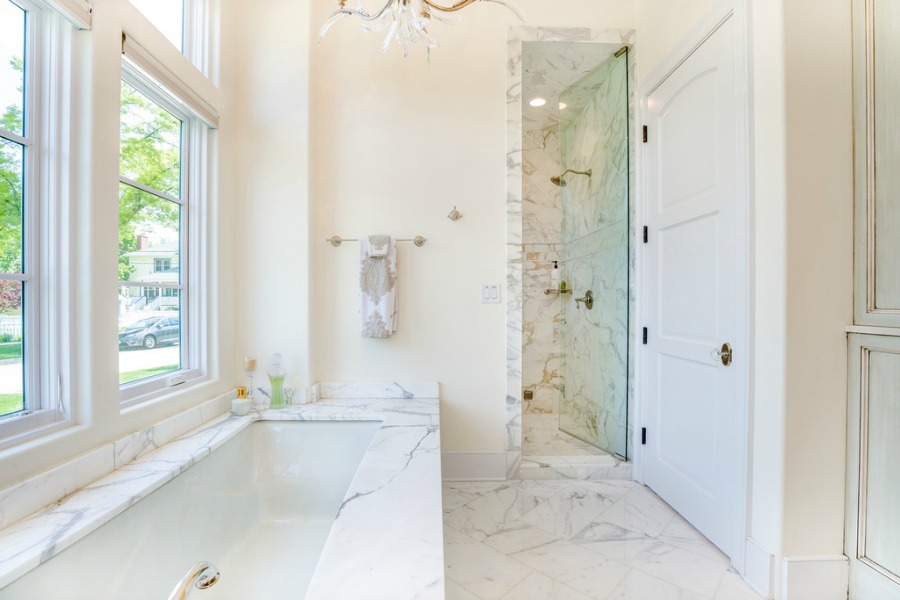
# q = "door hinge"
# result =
<box><xmin>642</xmin><ymin>327</ymin><xmax>648</xmax><ymax>344</ymax></box>
<box><xmin>643</xmin><ymin>226</ymin><xmax>648</xmax><ymax>244</ymax></box>
<box><xmin>642</xmin><ymin>125</ymin><xmax>648</xmax><ymax>143</ymax></box>
<box><xmin>641</xmin><ymin>427</ymin><xmax>647</xmax><ymax>445</ymax></box>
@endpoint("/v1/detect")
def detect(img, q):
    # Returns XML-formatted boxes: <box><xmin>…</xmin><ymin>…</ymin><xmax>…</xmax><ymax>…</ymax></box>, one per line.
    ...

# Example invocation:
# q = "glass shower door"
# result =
<box><xmin>558</xmin><ymin>50</ymin><xmax>630</xmax><ymax>459</ymax></box>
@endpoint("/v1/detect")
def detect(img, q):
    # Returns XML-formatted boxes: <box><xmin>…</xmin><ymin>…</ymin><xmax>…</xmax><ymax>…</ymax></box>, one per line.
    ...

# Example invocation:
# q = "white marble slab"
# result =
<box><xmin>0</xmin><ymin>391</ymin><xmax>232</xmax><ymax>533</ymax></box>
<box><xmin>0</xmin><ymin>394</ymin><xmax>444</xmax><ymax>600</ymax></box>
<box><xmin>318</xmin><ymin>381</ymin><xmax>440</xmax><ymax>400</ymax></box>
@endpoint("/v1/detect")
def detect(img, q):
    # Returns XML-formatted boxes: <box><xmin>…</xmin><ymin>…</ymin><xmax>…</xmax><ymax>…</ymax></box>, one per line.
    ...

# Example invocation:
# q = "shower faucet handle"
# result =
<box><xmin>574</xmin><ymin>290</ymin><xmax>594</xmax><ymax>310</ymax></box>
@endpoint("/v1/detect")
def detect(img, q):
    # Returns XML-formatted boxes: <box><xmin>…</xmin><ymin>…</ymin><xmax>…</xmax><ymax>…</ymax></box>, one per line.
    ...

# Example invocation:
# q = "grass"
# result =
<box><xmin>119</xmin><ymin>364</ymin><xmax>179</xmax><ymax>385</ymax></box>
<box><xmin>0</xmin><ymin>343</ymin><xmax>22</xmax><ymax>360</ymax></box>
<box><xmin>0</xmin><ymin>393</ymin><xmax>24</xmax><ymax>416</ymax></box>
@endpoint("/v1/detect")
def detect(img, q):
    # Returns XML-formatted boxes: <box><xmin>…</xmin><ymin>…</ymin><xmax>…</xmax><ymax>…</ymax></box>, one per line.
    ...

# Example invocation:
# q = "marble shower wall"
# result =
<box><xmin>558</xmin><ymin>53</ymin><xmax>630</xmax><ymax>458</ymax></box>
<box><xmin>507</xmin><ymin>29</ymin><xmax>635</xmax><ymax>477</ymax></box>
<box><xmin>522</xmin><ymin>127</ymin><xmax>563</xmax><ymax>415</ymax></box>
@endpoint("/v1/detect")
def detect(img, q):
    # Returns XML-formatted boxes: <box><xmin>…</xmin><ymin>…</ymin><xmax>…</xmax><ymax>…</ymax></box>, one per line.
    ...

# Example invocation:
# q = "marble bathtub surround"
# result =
<box><xmin>0</xmin><ymin>385</ymin><xmax>444</xmax><ymax>599</ymax></box>
<box><xmin>443</xmin><ymin>480</ymin><xmax>763</xmax><ymax>600</ymax></box>
<box><xmin>0</xmin><ymin>390</ymin><xmax>234</xmax><ymax>534</ymax></box>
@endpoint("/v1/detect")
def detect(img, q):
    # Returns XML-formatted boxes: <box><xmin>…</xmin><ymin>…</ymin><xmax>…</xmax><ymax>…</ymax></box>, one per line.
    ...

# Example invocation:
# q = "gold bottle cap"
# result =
<box><xmin>237</xmin><ymin>386</ymin><xmax>248</xmax><ymax>399</ymax></box>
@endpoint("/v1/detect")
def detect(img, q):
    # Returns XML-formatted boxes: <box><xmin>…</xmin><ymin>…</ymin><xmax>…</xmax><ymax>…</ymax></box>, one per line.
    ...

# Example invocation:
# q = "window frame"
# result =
<box><xmin>0</xmin><ymin>0</ymin><xmax>73</xmax><ymax>448</ymax></box>
<box><xmin>118</xmin><ymin>59</ymin><xmax>208</xmax><ymax>406</ymax></box>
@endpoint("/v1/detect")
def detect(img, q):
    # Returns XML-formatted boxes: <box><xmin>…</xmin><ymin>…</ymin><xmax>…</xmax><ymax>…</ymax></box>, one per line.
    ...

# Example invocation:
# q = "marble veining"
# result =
<box><xmin>443</xmin><ymin>480</ymin><xmax>763</xmax><ymax>600</ymax></box>
<box><xmin>0</xmin><ymin>387</ymin><xmax>444</xmax><ymax>599</ymax></box>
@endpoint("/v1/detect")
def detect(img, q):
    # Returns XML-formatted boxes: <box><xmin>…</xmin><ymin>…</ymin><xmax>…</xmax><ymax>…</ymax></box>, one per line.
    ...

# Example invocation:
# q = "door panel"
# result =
<box><xmin>847</xmin><ymin>334</ymin><xmax>900</xmax><ymax>599</ymax></box>
<box><xmin>643</xmin><ymin>15</ymin><xmax>744</xmax><ymax>559</ymax></box>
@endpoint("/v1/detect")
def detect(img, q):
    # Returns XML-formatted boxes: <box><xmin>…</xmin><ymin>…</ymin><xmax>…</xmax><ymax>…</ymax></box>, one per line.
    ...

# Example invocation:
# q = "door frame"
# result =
<box><xmin>633</xmin><ymin>0</ymin><xmax>753</xmax><ymax>572</ymax></box>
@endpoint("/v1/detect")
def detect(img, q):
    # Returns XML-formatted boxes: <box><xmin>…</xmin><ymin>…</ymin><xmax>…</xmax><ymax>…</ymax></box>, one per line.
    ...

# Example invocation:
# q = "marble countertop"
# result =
<box><xmin>0</xmin><ymin>395</ymin><xmax>445</xmax><ymax>599</ymax></box>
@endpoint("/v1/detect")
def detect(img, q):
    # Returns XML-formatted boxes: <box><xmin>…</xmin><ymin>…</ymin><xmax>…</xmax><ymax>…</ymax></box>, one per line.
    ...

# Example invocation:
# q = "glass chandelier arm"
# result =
<box><xmin>419</xmin><ymin>0</ymin><xmax>480</xmax><ymax>12</ymax></box>
<box><xmin>479</xmin><ymin>0</ymin><xmax>525</xmax><ymax>22</ymax></box>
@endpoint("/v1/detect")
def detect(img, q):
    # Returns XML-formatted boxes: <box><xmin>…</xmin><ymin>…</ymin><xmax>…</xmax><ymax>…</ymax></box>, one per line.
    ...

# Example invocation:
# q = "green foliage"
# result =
<box><xmin>118</xmin><ymin>82</ymin><xmax>182</xmax><ymax>279</ymax></box>
<box><xmin>0</xmin><ymin>56</ymin><xmax>24</xmax><ymax>311</ymax></box>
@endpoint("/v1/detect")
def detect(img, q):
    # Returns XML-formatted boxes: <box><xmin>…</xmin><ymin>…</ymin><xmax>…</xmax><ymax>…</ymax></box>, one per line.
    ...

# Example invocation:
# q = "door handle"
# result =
<box><xmin>711</xmin><ymin>343</ymin><xmax>733</xmax><ymax>366</ymax></box>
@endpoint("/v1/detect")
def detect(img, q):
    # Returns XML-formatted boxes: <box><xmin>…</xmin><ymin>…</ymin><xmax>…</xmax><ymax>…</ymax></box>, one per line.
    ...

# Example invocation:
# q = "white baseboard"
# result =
<box><xmin>782</xmin><ymin>555</ymin><xmax>849</xmax><ymax>600</ymax></box>
<box><xmin>744</xmin><ymin>538</ymin><xmax>775</xmax><ymax>599</ymax></box>
<box><xmin>442</xmin><ymin>452</ymin><xmax>508</xmax><ymax>481</ymax></box>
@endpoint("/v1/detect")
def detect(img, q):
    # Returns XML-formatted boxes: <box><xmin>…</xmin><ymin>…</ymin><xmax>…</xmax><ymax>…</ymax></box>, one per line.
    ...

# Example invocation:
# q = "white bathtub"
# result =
<box><xmin>2</xmin><ymin>421</ymin><xmax>380</xmax><ymax>599</ymax></box>
<box><xmin>0</xmin><ymin>388</ymin><xmax>445</xmax><ymax>600</ymax></box>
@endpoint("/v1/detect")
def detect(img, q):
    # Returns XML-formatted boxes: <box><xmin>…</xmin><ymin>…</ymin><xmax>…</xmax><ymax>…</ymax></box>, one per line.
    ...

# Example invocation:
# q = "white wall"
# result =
<box><xmin>634</xmin><ymin>0</ymin><xmax>853</xmax><ymax>596</ymax></box>
<box><xmin>0</xmin><ymin>0</ymin><xmax>237</xmax><ymax>490</ymax></box>
<box><xmin>305</xmin><ymin>0</ymin><xmax>634</xmax><ymax>454</ymax></box>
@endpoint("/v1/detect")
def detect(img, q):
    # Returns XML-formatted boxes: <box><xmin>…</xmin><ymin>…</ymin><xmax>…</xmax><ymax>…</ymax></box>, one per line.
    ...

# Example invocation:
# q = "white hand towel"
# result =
<box><xmin>359</xmin><ymin>235</ymin><xmax>398</xmax><ymax>338</ymax></box>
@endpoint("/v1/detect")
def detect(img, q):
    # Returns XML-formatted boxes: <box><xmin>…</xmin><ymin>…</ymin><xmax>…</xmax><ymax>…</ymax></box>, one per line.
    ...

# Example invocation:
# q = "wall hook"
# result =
<box><xmin>447</xmin><ymin>206</ymin><xmax>463</xmax><ymax>222</ymax></box>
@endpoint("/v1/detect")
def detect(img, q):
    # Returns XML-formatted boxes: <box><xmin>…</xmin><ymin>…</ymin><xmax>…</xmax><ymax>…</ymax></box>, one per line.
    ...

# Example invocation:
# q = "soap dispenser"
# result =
<box><xmin>268</xmin><ymin>353</ymin><xmax>286</xmax><ymax>409</ymax></box>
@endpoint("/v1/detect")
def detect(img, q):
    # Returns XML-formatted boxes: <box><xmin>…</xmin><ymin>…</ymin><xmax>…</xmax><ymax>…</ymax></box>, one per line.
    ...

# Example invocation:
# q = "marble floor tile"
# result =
<box><xmin>444</xmin><ymin>484</ymin><xmax>541</xmax><ymax>542</ymax></box>
<box><xmin>445</xmin><ymin>578</ymin><xmax>482</xmax><ymax>600</ymax></box>
<box><xmin>510</xmin><ymin>539</ymin><xmax>629</xmax><ymax>591</ymax></box>
<box><xmin>578</xmin><ymin>537</ymin><xmax>729</xmax><ymax>598</ymax></box>
<box><xmin>444</xmin><ymin>539</ymin><xmax>533</xmax><ymax>600</ymax></box>
<box><xmin>606</xmin><ymin>569</ymin><xmax>707</xmax><ymax>600</ymax></box>
<box><xmin>591</xmin><ymin>484</ymin><xmax>678</xmax><ymax>538</ymax></box>
<box><xmin>519</xmin><ymin>485</ymin><xmax>617</xmax><ymax>539</ymax></box>
<box><xmin>714</xmin><ymin>571</ymin><xmax>767</xmax><ymax>600</ymax></box>
<box><xmin>499</xmin><ymin>570</ymin><xmax>594</xmax><ymax>600</ymax></box>
<box><xmin>442</xmin><ymin>480</ymin><xmax>764</xmax><ymax>600</ymax></box>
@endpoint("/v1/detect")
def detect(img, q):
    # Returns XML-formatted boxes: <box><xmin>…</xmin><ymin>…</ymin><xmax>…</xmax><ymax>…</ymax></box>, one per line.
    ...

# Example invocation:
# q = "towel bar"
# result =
<box><xmin>327</xmin><ymin>235</ymin><xmax>427</xmax><ymax>248</ymax></box>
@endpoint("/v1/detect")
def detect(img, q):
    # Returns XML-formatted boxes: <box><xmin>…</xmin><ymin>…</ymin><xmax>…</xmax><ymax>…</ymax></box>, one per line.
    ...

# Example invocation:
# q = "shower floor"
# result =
<box><xmin>520</xmin><ymin>414</ymin><xmax>632</xmax><ymax>480</ymax></box>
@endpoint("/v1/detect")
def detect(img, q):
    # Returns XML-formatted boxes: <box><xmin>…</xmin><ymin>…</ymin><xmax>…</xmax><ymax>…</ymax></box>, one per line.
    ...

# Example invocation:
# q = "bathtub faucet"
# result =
<box><xmin>167</xmin><ymin>561</ymin><xmax>221</xmax><ymax>600</ymax></box>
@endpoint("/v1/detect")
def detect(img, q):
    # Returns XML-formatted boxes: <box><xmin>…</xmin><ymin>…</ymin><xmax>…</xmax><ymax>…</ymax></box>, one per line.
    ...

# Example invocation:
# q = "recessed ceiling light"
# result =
<box><xmin>559</xmin><ymin>102</ymin><xmax>568</xmax><ymax>110</ymax></box>
<box><xmin>529</xmin><ymin>97</ymin><xmax>547</xmax><ymax>108</ymax></box>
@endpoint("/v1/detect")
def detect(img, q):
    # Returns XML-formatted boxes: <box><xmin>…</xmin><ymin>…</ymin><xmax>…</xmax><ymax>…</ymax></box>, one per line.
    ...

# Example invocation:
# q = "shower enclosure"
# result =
<box><xmin>519</xmin><ymin>40</ymin><xmax>631</xmax><ymax>464</ymax></box>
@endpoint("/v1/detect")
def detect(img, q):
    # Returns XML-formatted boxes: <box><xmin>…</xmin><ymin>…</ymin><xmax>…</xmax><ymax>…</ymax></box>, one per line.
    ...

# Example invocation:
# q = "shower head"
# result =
<box><xmin>550</xmin><ymin>169</ymin><xmax>592</xmax><ymax>187</ymax></box>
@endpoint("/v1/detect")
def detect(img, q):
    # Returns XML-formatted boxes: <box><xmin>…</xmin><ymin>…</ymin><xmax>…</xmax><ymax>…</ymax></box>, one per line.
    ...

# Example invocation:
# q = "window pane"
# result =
<box><xmin>119</xmin><ymin>183</ymin><xmax>181</xmax><ymax>283</ymax></box>
<box><xmin>120</xmin><ymin>81</ymin><xmax>182</xmax><ymax>197</ymax></box>
<box><xmin>0</xmin><ymin>137</ymin><xmax>23</xmax><ymax>274</ymax></box>
<box><xmin>0</xmin><ymin>0</ymin><xmax>25</xmax><ymax>137</ymax></box>
<box><xmin>119</xmin><ymin>285</ymin><xmax>181</xmax><ymax>384</ymax></box>
<box><xmin>0</xmin><ymin>280</ymin><xmax>23</xmax><ymax>417</ymax></box>
<box><xmin>128</xmin><ymin>0</ymin><xmax>184</xmax><ymax>51</ymax></box>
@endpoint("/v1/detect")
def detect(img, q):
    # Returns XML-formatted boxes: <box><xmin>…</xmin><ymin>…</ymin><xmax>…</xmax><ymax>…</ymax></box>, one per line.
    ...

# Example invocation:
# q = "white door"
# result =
<box><xmin>642</xmin><ymin>15</ymin><xmax>747</xmax><ymax>559</ymax></box>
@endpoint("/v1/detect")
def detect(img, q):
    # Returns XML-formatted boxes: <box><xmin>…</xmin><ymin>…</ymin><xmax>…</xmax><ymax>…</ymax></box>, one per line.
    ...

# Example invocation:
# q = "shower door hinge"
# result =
<box><xmin>643</xmin><ymin>226</ymin><xmax>648</xmax><ymax>243</ymax></box>
<box><xmin>641</xmin><ymin>427</ymin><xmax>647</xmax><ymax>445</ymax></box>
<box><xmin>642</xmin><ymin>125</ymin><xmax>648</xmax><ymax>143</ymax></box>
<box><xmin>642</xmin><ymin>327</ymin><xmax>648</xmax><ymax>344</ymax></box>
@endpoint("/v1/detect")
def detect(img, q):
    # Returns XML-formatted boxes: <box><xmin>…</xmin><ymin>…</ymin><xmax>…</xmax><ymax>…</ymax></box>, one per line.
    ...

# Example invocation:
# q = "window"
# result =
<box><xmin>0</xmin><ymin>0</ymin><xmax>73</xmax><ymax>444</ymax></box>
<box><xmin>0</xmin><ymin>1</ymin><xmax>27</xmax><ymax>421</ymax></box>
<box><xmin>118</xmin><ymin>49</ymin><xmax>213</xmax><ymax>403</ymax></box>
<box><xmin>127</xmin><ymin>0</ymin><xmax>211</xmax><ymax>78</ymax></box>
<box><xmin>128</xmin><ymin>0</ymin><xmax>183</xmax><ymax>50</ymax></box>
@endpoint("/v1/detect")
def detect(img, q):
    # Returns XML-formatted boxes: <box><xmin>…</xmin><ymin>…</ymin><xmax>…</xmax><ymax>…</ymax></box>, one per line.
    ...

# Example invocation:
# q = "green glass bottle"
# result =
<box><xmin>268</xmin><ymin>353</ymin><xmax>286</xmax><ymax>409</ymax></box>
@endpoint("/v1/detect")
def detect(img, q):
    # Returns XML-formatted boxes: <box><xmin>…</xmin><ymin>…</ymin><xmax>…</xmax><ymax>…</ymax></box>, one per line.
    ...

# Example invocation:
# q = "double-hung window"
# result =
<box><xmin>118</xmin><ymin>36</ymin><xmax>215</xmax><ymax>404</ymax></box>
<box><xmin>0</xmin><ymin>0</ymin><xmax>74</xmax><ymax>444</ymax></box>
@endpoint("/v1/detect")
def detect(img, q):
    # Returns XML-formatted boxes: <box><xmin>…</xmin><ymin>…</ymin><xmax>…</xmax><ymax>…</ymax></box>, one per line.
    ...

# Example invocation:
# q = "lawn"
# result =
<box><xmin>0</xmin><ymin>343</ymin><xmax>22</xmax><ymax>361</ymax></box>
<box><xmin>0</xmin><ymin>393</ymin><xmax>24</xmax><ymax>416</ymax></box>
<box><xmin>119</xmin><ymin>364</ymin><xmax>179</xmax><ymax>385</ymax></box>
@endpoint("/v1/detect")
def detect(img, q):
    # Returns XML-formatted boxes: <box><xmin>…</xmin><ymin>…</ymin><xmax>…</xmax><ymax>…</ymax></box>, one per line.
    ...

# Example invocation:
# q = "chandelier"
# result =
<box><xmin>319</xmin><ymin>0</ymin><xmax>525</xmax><ymax>56</ymax></box>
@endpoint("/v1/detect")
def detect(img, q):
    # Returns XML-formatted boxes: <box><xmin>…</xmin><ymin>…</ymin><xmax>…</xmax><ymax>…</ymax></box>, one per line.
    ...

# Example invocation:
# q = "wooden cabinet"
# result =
<box><xmin>848</xmin><ymin>2</ymin><xmax>900</xmax><ymax>598</ymax></box>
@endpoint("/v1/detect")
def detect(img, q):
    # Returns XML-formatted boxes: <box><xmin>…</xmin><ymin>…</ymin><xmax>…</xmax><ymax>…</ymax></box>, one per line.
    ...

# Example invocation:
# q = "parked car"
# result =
<box><xmin>118</xmin><ymin>316</ymin><xmax>180</xmax><ymax>350</ymax></box>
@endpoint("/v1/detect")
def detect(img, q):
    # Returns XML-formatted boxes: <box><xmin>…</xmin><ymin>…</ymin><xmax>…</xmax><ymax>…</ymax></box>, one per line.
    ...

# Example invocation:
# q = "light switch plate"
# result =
<box><xmin>482</xmin><ymin>284</ymin><xmax>501</xmax><ymax>304</ymax></box>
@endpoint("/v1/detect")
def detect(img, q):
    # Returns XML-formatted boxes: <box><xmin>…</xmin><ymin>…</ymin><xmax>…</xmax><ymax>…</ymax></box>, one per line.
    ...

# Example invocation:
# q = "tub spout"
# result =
<box><xmin>168</xmin><ymin>561</ymin><xmax>221</xmax><ymax>600</ymax></box>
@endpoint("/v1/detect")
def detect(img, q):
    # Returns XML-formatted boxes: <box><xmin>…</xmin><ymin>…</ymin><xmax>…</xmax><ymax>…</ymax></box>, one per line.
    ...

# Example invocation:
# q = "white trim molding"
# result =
<box><xmin>782</xmin><ymin>555</ymin><xmax>849</xmax><ymax>600</ymax></box>
<box><xmin>744</xmin><ymin>537</ymin><xmax>776</xmax><ymax>599</ymax></box>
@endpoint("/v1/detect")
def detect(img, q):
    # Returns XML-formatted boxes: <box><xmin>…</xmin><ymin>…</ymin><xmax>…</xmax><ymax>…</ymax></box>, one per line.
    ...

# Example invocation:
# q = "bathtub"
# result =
<box><xmin>0</xmin><ymin>388</ymin><xmax>444</xmax><ymax>599</ymax></box>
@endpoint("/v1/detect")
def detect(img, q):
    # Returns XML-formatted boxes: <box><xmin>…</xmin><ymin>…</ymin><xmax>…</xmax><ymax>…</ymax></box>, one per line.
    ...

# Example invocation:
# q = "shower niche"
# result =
<box><xmin>514</xmin><ymin>37</ymin><xmax>633</xmax><ymax>473</ymax></box>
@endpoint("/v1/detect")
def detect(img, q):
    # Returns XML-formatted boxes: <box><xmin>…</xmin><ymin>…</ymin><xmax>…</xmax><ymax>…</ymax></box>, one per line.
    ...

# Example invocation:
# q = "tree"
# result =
<box><xmin>0</xmin><ymin>57</ymin><xmax>24</xmax><ymax>278</ymax></box>
<box><xmin>118</xmin><ymin>81</ymin><xmax>181</xmax><ymax>282</ymax></box>
<box><xmin>0</xmin><ymin>280</ymin><xmax>20</xmax><ymax>315</ymax></box>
